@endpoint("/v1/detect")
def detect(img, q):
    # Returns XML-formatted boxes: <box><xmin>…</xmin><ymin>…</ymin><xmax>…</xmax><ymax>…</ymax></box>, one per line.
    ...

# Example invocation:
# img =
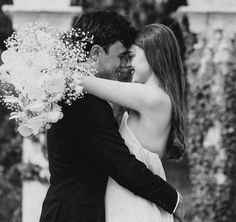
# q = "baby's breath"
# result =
<box><xmin>0</xmin><ymin>23</ymin><xmax>96</xmax><ymax>136</ymax></box>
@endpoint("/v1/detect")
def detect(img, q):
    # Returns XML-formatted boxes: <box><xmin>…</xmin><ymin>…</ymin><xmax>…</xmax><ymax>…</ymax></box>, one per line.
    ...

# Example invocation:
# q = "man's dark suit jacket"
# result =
<box><xmin>39</xmin><ymin>94</ymin><xmax>178</xmax><ymax>222</ymax></box>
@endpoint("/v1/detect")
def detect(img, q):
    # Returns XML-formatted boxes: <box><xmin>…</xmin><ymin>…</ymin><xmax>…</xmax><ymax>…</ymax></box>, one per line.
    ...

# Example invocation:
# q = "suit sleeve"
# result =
<box><xmin>79</xmin><ymin>95</ymin><xmax>178</xmax><ymax>214</ymax></box>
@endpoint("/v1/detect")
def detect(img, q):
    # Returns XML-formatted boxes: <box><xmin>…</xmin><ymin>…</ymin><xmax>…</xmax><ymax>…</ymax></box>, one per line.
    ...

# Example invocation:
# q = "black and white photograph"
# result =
<box><xmin>0</xmin><ymin>0</ymin><xmax>236</xmax><ymax>222</ymax></box>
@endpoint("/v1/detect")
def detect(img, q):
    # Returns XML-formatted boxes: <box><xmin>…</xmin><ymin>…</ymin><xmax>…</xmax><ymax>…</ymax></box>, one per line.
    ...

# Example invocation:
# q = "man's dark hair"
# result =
<box><xmin>73</xmin><ymin>10</ymin><xmax>135</xmax><ymax>53</ymax></box>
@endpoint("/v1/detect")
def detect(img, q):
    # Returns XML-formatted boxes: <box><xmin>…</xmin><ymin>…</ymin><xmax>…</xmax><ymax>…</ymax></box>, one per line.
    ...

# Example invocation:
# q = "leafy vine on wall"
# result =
<box><xmin>187</xmin><ymin>30</ymin><xmax>236</xmax><ymax>222</ymax></box>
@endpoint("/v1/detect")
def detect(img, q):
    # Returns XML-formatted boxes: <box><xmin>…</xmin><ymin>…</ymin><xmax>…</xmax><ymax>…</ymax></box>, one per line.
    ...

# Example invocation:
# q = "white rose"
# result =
<box><xmin>25</xmin><ymin>101</ymin><xmax>45</xmax><ymax>112</ymax></box>
<box><xmin>26</xmin><ymin>116</ymin><xmax>45</xmax><ymax>135</ymax></box>
<box><xmin>21</xmin><ymin>66</ymin><xmax>42</xmax><ymax>79</ymax></box>
<box><xmin>25</xmin><ymin>85</ymin><xmax>47</xmax><ymax>101</ymax></box>
<box><xmin>20</xmin><ymin>68</ymin><xmax>46</xmax><ymax>100</ymax></box>
<box><xmin>1</xmin><ymin>49</ymin><xmax>16</xmax><ymax>64</ymax></box>
<box><xmin>18</xmin><ymin>125</ymin><xmax>33</xmax><ymax>137</ymax></box>
<box><xmin>46</xmin><ymin>103</ymin><xmax>63</xmax><ymax>123</ymax></box>
<box><xmin>47</xmin><ymin>110</ymin><xmax>63</xmax><ymax>123</ymax></box>
<box><xmin>2</xmin><ymin>50</ymin><xmax>26</xmax><ymax>72</ymax></box>
<box><xmin>33</xmin><ymin>51</ymin><xmax>57</xmax><ymax>70</ymax></box>
<box><xmin>43</xmin><ymin>70</ymin><xmax>65</xmax><ymax>94</ymax></box>
<box><xmin>9</xmin><ymin>71</ymin><xmax>26</xmax><ymax>92</ymax></box>
<box><xmin>5</xmin><ymin>65</ymin><xmax>42</xmax><ymax>95</ymax></box>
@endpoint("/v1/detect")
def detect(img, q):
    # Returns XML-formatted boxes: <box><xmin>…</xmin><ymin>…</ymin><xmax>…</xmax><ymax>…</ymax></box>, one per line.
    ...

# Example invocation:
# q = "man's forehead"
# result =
<box><xmin>109</xmin><ymin>41</ymin><xmax>127</xmax><ymax>54</ymax></box>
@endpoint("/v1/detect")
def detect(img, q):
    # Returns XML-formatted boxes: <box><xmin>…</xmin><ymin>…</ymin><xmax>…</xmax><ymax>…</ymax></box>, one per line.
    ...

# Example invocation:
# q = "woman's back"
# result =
<box><xmin>127</xmin><ymin>77</ymin><xmax>172</xmax><ymax>157</ymax></box>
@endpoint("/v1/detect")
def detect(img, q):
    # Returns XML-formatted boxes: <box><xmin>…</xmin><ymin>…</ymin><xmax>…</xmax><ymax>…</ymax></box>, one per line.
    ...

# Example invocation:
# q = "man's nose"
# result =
<box><xmin>126</xmin><ymin>58</ymin><xmax>132</xmax><ymax>68</ymax></box>
<box><xmin>120</xmin><ymin>57</ymin><xmax>128</xmax><ymax>68</ymax></box>
<box><xmin>120</xmin><ymin>53</ymin><xmax>133</xmax><ymax>68</ymax></box>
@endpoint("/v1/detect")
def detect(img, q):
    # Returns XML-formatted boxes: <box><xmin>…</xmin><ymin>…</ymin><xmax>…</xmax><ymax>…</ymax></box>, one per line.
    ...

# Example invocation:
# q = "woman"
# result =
<box><xmin>79</xmin><ymin>24</ymin><xmax>186</xmax><ymax>222</ymax></box>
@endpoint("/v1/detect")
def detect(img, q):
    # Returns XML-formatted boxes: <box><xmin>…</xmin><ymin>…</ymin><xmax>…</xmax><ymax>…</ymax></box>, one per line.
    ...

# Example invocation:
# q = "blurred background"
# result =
<box><xmin>0</xmin><ymin>0</ymin><xmax>236</xmax><ymax>221</ymax></box>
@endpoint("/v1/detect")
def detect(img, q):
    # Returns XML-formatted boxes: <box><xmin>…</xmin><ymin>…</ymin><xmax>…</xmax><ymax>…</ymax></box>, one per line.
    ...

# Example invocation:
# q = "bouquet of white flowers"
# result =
<box><xmin>0</xmin><ymin>23</ymin><xmax>95</xmax><ymax>137</ymax></box>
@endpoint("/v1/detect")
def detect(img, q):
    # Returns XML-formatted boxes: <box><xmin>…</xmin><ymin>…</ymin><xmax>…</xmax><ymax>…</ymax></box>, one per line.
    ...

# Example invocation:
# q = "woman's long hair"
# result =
<box><xmin>135</xmin><ymin>24</ymin><xmax>186</xmax><ymax>160</ymax></box>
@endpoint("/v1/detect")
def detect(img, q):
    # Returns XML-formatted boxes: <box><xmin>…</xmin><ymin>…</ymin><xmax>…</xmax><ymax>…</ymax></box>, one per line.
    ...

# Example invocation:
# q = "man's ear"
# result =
<box><xmin>90</xmin><ymin>45</ymin><xmax>104</xmax><ymax>61</ymax></box>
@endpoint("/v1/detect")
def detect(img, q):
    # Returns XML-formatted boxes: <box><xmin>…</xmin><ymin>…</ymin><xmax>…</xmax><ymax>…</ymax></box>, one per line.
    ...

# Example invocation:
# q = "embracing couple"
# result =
<box><xmin>40</xmin><ymin>9</ymin><xmax>186</xmax><ymax>222</ymax></box>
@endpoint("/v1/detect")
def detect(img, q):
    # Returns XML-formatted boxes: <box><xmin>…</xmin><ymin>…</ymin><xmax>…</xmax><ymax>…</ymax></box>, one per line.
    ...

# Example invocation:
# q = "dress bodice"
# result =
<box><xmin>119</xmin><ymin>112</ymin><xmax>166</xmax><ymax>179</ymax></box>
<box><xmin>105</xmin><ymin>112</ymin><xmax>173</xmax><ymax>222</ymax></box>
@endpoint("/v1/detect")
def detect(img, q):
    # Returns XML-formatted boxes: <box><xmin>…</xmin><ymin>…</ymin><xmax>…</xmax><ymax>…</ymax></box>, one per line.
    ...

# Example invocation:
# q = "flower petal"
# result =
<box><xmin>25</xmin><ymin>101</ymin><xmax>45</xmax><ymax>112</ymax></box>
<box><xmin>18</xmin><ymin>125</ymin><xmax>33</xmax><ymax>137</ymax></box>
<box><xmin>47</xmin><ymin>110</ymin><xmax>63</xmax><ymax>123</ymax></box>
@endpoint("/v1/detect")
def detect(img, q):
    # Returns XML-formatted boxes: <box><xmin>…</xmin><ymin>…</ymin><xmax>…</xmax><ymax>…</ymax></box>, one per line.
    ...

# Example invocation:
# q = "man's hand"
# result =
<box><xmin>173</xmin><ymin>192</ymin><xmax>185</xmax><ymax>222</ymax></box>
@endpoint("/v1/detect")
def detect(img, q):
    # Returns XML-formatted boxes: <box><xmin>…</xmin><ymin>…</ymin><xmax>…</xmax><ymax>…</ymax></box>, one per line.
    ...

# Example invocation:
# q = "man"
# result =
<box><xmin>40</xmin><ymin>10</ymin><xmax>184</xmax><ymax>222</ymax></box>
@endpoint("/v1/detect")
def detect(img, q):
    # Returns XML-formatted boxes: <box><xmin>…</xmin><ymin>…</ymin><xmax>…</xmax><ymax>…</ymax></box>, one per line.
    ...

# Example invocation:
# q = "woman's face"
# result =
<box><xmin>129</xmin><ymin>45</ymin><xmax>152</xmax><ymax>83</ymax></box>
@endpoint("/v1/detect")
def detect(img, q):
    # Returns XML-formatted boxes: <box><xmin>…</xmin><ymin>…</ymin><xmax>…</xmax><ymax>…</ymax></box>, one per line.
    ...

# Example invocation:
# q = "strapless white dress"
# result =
<box><xmin>105</xmin><ymin>112</ymin><xmax>174</xmax><ymax>222</ymax></box>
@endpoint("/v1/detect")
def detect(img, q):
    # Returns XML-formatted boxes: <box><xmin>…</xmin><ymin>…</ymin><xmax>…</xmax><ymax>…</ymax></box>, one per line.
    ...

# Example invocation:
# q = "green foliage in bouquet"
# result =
<box><xmin>187</xmin><ymin>30</ymin><xmax>236</xmax><ymax>222</ymax></box>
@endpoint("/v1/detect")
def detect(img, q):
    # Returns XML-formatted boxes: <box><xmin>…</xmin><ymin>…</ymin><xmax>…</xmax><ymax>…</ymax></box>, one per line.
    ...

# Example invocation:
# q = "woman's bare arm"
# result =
<box><xmin>80</xmin><ymin>76</ymin><xmax>166</xmax><ymax>112</ymax></box>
